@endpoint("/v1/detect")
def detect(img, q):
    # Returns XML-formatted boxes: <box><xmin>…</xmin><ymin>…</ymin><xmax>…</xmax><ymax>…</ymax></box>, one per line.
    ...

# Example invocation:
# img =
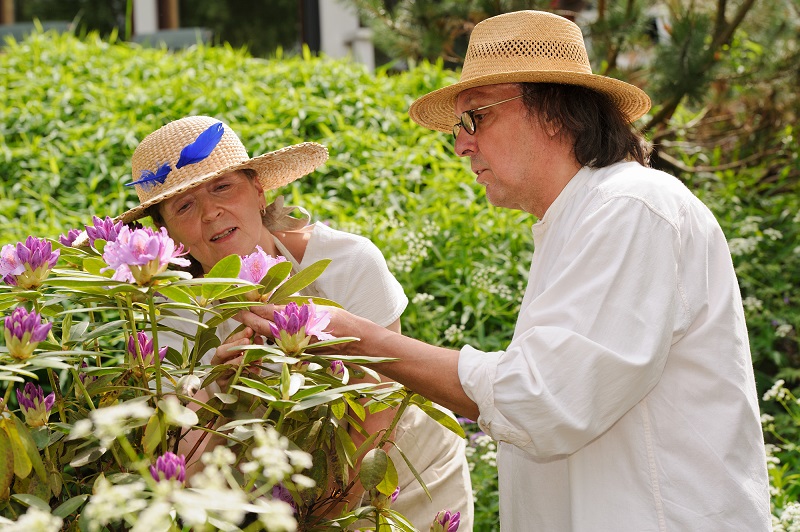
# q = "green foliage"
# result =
<box><xmin>0</xmin><ymin>29</ymin><xmax>531</xmax><ymax>355</ymax></box>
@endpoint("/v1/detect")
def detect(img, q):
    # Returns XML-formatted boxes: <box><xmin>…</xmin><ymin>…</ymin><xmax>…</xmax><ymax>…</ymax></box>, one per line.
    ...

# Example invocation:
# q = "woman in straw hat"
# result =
<box><xmin>241</xmin><ymin>10</ymin><xmax>771</xmax><ymax>531</ymax></box>
<box><xmin>122</xmin><ymin>115</ymin><xmax>474</xmax><ymax>529</ymax></box>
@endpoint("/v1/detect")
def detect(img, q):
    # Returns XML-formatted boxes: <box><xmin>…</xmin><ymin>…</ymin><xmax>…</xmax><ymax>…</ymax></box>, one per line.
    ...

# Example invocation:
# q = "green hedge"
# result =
<box><xmin>0</xmin><ymin>31</ymin><xmax>532</xmax><ymax>356</ymax></box>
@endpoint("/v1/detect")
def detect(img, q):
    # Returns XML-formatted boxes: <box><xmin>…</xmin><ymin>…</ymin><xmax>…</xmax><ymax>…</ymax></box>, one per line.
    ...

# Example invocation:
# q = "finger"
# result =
<box><xmin>237</xmin><ymin>310</ymin><xmax>275</xmax><ymax>338</ymax></box>
<box><xmin>249</xmin><ymin>304</ymin><xmax>278</xmax><ymax>320</ymax></box>
<box><xmin>223</xmin><ymin>326</ymin><xmax>254</xmax><ymax>344</ymax></box>
<box><xmin>211</xmin><ymin>339</ymin><xmax>251</xmax><ymax>365</ymax></box>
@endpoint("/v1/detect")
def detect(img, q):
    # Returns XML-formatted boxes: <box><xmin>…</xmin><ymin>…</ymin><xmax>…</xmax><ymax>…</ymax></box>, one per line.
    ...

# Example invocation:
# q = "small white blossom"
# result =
<box><xmin>0</xmin><ymin>507</ymin><xmax>63</xmax><ymax>532</ymax></box>
<box><xmin>444</xmin><ymin>323</ymin><xmax>465</xmax><ymax>343</ymax></box>
<box><xmin>130</xmin><ymin>501</ymin><xmax>173</xmax><ymax>532</ymax></box>
<box><xmin>159</xmin><ymin>395</ymin><xmax>199</xmax><ymax>427</ymax></box>
<box><xmin>252</xmin><ymin>498</ymin><xmax>297</xmax><ymax>532</ymax></box>
<box><xmin>742</xmin><ymin>296</ymin><xmax>764</xmax><ymax>313</ymax></box>
<box><xmin>776</xmin><ymin>323</ymin><xmax>794</xmax><ymax>338</ymax></box>
<box><xmin>412</xmin><ymin>292</ymin><xmax>435</xmax><ymax>304</ymax></box>
<box><xmin>763</xmin><ymin>380</ymin><xmax>787</xmax><ymax>401</ymax></box>
<box><xmin>83</xmin><ymin>477</ymin><xmax>149</xmax><ymax>531</ymax></box>
<box><xmin>85</xmin><ymin>399</ymin><xmax>154</xmax><ymax>446</ymax></box>
<box><xmin>728</xmin><ymin>236</ymin><xmax>759</xmax><ymax>256</ymax></box>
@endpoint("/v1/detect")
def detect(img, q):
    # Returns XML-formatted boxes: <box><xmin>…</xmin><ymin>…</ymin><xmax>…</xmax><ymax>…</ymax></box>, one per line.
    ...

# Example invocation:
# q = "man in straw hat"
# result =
<box><xmin>241</xmin><ymin>10</ymin><xmax>771</xmax><ymax>530</ymax></box>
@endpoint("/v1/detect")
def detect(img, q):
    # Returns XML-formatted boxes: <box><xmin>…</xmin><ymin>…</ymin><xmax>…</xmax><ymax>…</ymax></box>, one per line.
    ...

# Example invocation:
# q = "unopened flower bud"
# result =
<box><xmin>176</xmin><ymin>374</ymin><xmax>202</xmax><ymax>399</ymax></box>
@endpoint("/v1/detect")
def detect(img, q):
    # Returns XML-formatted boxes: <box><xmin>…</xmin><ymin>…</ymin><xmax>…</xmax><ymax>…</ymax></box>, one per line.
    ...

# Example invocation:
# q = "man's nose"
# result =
<box><xmin>454</xmin><ymin>128</ymin><xmax>476</xmax><ymax>158</ymax></box>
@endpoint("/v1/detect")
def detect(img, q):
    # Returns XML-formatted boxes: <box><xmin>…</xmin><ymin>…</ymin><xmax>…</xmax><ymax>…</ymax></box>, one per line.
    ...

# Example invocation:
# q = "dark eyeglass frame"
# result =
<box><xmin>452</xmin><ymin>94</ymin><xmax>524</xmax><ymax>139</ymax></box>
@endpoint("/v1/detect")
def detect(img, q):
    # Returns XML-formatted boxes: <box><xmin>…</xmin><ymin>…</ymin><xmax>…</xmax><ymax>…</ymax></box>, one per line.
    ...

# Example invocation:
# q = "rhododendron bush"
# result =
<box><xmin>0</xmin><ymin>221</ymin><xmax>463</xmax><ymax>531</ymax></box>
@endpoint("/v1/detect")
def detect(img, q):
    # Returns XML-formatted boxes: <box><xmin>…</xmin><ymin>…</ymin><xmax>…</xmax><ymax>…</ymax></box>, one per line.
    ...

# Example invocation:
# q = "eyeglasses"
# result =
<box><xmin>452</xmin><ymin>94</ymin><xmax>523</xmax><ymax>139</ymax></box>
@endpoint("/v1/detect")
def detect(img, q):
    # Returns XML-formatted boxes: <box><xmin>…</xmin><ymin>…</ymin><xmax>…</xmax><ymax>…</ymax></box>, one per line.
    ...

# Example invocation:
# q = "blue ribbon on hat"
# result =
<box><xmin>127</xmin><ymin>122</ymin><xmax>225</xmax><ymax>191</ymax></box>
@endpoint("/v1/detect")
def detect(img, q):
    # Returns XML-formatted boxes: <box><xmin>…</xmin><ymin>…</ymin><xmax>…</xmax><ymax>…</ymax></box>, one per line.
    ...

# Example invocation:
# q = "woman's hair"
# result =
<box><xmin>143</xmin><ymin>168</ymin><xmax>262</xmax><ymax>277</ymax></box>
<box><xmin>519</xmin><ymin>83</ymin><xmax>651</xmax><ymax>167</ymax></box>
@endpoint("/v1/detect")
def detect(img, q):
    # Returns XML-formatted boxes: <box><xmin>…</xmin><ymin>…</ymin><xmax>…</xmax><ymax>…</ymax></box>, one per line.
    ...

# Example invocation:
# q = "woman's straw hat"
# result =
<box><xmin>409</xmin><ymin>10</ymin><xmax>651</xmax><ymax>132</ymax></box>
<box><xmin>119</xmin><ymin>116</ymin><xmax>328</xmax><ymax>222</ymax></box>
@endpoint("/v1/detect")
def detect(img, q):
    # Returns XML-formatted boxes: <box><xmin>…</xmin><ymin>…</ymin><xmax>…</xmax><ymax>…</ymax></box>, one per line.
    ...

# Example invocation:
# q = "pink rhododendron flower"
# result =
<box><xmin>16</xmin><ymin>382</ymin><xmax>55</xmax><ymax>427</ymax></box>
<box><xmin>327</xmin><ymin>360</ymin><xmax>345</xmax><ymax>379</ymax></box>
<box><xmin>150</xmin><ymin>452</ymin><xmax>186</xmax><ymax>483</ymax></box>
<box><xmin>127</xmin><ymin>331</ymin><xmax>167</xmax><ymax>366</ymax></box>
<box><xmin>85</xmin><ymin>216</ymin><xmax>125</xmax><ymax>246</ymax></box>
<box><xmin>239</xmin><ymin>246</ymin><xmax>287</xmax><ymax>284</ymax></box>
<box><xmin>102</xmin><ymin>226</ymin><xmax>190</xmax><ymax>285</ymax></box>
<box><xmin>0</xmin><ymin>236</ymin><xmax>60</xmax><ymax>289</ymax></box>
<box><xmin>430</xmin><ymin>510</ymin><xmax>460</xmax><ymax>532</ymax></box>
<box><xmin>3</xmin><ymin>307</ymin><xmax>52</xmax><ymax>360</ymax></box>
<box><xmin>269</xmin><ymin>301</ymin><xmax>335</xmax><ymax>355</ymax></box>
<box><xmin>58</xmin><ymin>228</ymin><xmax>83</xmax><ymax>247</ymax></box>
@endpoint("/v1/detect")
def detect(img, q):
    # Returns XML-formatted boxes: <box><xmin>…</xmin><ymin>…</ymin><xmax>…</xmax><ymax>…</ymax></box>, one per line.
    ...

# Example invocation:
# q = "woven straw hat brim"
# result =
<box><xmin>409</xmin><ymin>70</ymin><xmax>652</xmax><ymax>133</ymax></box>
<box><xmin>408</xmin><ymin>10</ymin><xmax>651</xmax><ymax>132</ymax></box>
<box><xmin>118</xmin><ymin>142</ymin><xmax>327</xmax><ymax>223</ymax></box>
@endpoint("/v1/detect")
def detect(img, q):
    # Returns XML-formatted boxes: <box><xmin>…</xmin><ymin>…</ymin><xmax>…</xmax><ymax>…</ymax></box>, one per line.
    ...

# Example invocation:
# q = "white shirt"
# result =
<box><xmin>458</xmin><ymin>162</ymin><xmax>771</xmax><ymax>531</ymax></box>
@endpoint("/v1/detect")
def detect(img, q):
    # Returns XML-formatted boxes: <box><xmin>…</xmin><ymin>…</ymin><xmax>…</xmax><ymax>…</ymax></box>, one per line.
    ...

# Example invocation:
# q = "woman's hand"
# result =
<box><xmin>211</xmin><ymin>326</ymin><xmax>263</xmax><ymax>390</ymax></box>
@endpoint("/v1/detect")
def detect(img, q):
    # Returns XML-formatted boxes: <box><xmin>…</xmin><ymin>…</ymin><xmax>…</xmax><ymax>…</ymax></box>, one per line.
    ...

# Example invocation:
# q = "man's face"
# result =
<box><xmin>453</xmin><ymin>83</ymin><xmax>565</xmax><ymax>217</ymax></box>
<box><xmin>159</xmin><ymin>171</ymin><xmax>267</xmax><ymax>273</ymax></box>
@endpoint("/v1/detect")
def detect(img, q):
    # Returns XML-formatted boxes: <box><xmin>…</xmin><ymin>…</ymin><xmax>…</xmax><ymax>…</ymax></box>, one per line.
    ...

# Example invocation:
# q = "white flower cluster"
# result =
<box><xmin>240</xmin><ymin>424</ymin><xmax>313</xmax><ymax>485</ymax></box>
<box><xmin>470</xmin><ymin>264</ymin><xmax>522</xmax><ymax>301</ymax></box>
<box><xmin>763</xmin><ymin>379</ymin><xmax>788</xmax><ymax>401</ymax></box>
<box><xmin>775</xmin><ymin>323</ymin><xmax>794</xmax><ymax>338</ymax></box>
<box><xmin>387</xmin><ymin>229</ymin><xmax>433</xmax><ymax>273</ymax></box>
<box><xmin>444</xmin><ymin>323</ymin><xmax>466</xmax><ymax>343</ymax></box>
<box><xmin>69</xmin><ymin>398</ymin><xmax>154</xmax><ymax>447</ymax></box>
<box><xmin>412</xmin><ymin>292</ymin><xmax>435</xmax><ymax>304</ymax></box>
<box><xmin>772</xmin><ymin>502</ymin><xmax>800</xmax><ymax>532</ymax></box>
<box><xmin>742</xmin><ymin>296</ymin><xmax>764</xmax><ymax>313</ymax></box>
<box><xmin>0</xmin><ymin>507</ymin><xmax>62</xmax><ymax>532</ymax></box>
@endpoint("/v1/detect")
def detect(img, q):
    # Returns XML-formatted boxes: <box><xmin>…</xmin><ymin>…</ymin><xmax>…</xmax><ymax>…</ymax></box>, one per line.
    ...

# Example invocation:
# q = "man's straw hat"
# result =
<box><xmin>119</xmin><ymin>116</ymin><xmax>328</xmax><ymax>222</ymax></box>
<box><xmin>409</xmin><ymin>10</ymin><xmax>651</xmax><ymax>132</ymax></box>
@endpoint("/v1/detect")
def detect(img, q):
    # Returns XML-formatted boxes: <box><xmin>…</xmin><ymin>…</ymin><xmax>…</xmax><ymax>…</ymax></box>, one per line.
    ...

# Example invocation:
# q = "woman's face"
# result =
<box><xmin>159</xmin><ymin>171</ymin><xmax>268</xmax><ymax>273</ymax></box>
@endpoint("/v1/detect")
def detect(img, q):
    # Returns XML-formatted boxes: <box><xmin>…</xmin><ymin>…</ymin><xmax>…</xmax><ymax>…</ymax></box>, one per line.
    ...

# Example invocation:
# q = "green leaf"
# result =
<box><xmin>359</xmin><ymin>448</ymin><xmax>388</xmax><ymax>492</ymax></box>
<box><xmin>269</xmin><ymin>259</ymin><xmax>331</xmax><ymax>303</ymax></box>
<box><xmin>376</xmin><ymin>454</ymin><xmax>399</xmax><ymax>497</ymax></box>
<box><xmin>155</xmin><ymin>285</ymin><xmax>194</xmax><ymax>305</ymax></box>
<box><xmin>202</xmin><ymin>255</ymin><xmax>241</xmax><ymax>301</ymax></box>
<box><xmin>0</xmin><ymin>427</ymin><xmax>14</xmax><ymax>497</ymax></box>
<box><xmin>410</xmin><ymin>398</ymin><xmax>466</xmax><ymax>438</ymax></box>
<box><xmin>12</xmin><ymin>417</ymin><xmax>47</xmax><ymax>482</ymax></box>
<box><xmin>52</xmin><ymin>494</ymin><xmax>90</xmax><ymax>518</ymax></box>
<box><xmin>10</xmin><ymin>493</ymin><xmax>51</xmax><ymax>511</ymax></box>
<box><xmin>142</xmin><ymin>413</ymin><xmax>162</xmax><ymax>455</ymax></box>
<box><xmin>388</xmin><ymin>440</ymin><xmax>432</xmax><ymax>502</ymax></box>
<box><xmin>1</xmin><ymin>418</ymin><xmax>31</xmax><ymax>478</ymax></box>
<box><xmin>259</xmin><ymin>261</ymin><xmax>293</xmax><ymax>293</ymax></box>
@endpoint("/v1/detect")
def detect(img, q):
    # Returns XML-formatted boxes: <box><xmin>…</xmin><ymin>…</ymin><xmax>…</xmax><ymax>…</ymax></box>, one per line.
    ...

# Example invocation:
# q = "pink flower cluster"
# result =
<box><xmin>127</xmin><ymin>331</ymin><xmax>167</xmax><ymax>366</ymax></box>
<box><xmin>16</xmin><ymin>382</ymin><xmax>55</xmax><ymax>427</ymax></box>
<box><xmin>102</xmin><ymin>226</ymin><xmax>191</xmax><ymax>285</ymax></box>
<box><xmin>270</xmin><ymin>301</ymin><xmax>335</xmax><ymax>355</ymax></box>
<box><xmin>3</xmin><ymin>307</ymin><xmax>52</xmax><ymax>360</ymax></box>
<box><xmin>0</xmin><ymin>236</ymin><xmax>60</xmax><ymax>289</ymax></box>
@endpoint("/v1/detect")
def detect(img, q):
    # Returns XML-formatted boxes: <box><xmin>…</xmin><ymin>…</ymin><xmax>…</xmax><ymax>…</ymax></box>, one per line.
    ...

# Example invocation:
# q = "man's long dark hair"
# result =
<box><xmin>520</xmin><ymin>83</ymin><xmax>651</xmax><ymax>167</ymax></box>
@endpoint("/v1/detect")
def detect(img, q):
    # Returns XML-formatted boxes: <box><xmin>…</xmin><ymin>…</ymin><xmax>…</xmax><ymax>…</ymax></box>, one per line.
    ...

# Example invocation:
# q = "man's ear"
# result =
<box><xmin>543</xmin><ymin>117</ymin><xmax>562</xmax><ymax>138</ymax></box>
